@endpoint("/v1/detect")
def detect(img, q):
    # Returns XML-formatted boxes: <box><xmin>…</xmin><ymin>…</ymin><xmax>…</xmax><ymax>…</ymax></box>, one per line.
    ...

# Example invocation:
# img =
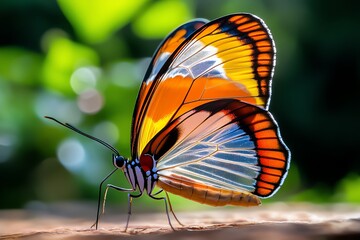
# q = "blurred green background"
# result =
<box><xmin>1</xmin><ymin>0</ymin><xmax>359</xmax><ymax>211</ymax></box>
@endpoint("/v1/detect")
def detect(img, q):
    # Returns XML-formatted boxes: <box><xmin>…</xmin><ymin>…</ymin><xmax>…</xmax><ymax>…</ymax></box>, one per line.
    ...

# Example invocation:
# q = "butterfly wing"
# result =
<box><xmin>143</xmin><ymin>19</ymin><xmax>210</xmax><ymax>83</ymax></box>
<box><xmin>132</xmin><ymin>14</ymin><xmax>276</xmax><ymax>158</ymax></box>
<box><xmin>141</xmin><ymin>99</ymin><xmax>289</xmax><ymax>206</ymax></box>
<box><xmin>131</xmin><ymin>19</ymin><xmax>209</xmax><ymax>157</ymax></box>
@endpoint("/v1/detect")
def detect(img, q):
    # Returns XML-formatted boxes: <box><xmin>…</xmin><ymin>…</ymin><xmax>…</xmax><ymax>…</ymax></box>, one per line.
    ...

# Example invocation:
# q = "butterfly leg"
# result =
<box><xmin>100</xmin><ymin>184</ymin><xmax>140</xmax><ymax>232</ymax></box>
<box><xmin>102</xmin><ymin>184</ymin><xmax>135</xmax><ymax>214</ymax></box>
<box><xmin>151</xmin><ymin>190</ymin><xmax>183</xmax><ymax>226</ymax></box>
<box><xmin>92</xmin><ymin>181</ymin><xmax>135</xmax><ymax>230</ymax></box>
<box><xmin>149</xmin><ymin>194</ymin><xmax>176</xmax><ymax>231</ymax></box>
<box><xmin>125</xmin><ymin>192</ymin><xmax>142</xmax><ymax>232</ymax></box>
<box><xmin>91</xmin><ymin>168</ymin><xmax>119</xmax><ymax>229</ymax></box>
<box><xmin>164</xmin><ymin>191</ymin><xmax>184</xmax><ymax>226</ymax></box>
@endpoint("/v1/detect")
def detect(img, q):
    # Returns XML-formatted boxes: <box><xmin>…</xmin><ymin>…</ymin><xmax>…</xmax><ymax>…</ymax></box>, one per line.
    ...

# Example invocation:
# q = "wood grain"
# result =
<box><xmin>1</xmin><ymin>203</ymin><xmax>360</xmax><ymax>239</ymax></box>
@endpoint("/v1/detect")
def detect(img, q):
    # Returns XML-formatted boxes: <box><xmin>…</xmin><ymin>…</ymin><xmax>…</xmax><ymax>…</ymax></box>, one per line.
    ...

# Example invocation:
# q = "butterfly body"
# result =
<box><xmin>115</xmin><ymin>157</ymin><xmax>158</xmax><ymax>196</ymax></box>
<box><xmin>157</xmin><ymin>177</ymin><xmax>261</xmax><ymax>207</ymax></box>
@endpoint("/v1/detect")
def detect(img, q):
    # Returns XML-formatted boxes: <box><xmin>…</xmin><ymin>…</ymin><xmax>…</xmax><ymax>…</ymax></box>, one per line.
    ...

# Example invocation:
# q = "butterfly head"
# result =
<box><xmin>113</xmin><ymin>154</ymin><xmax>127</xmax><ymax>169</ymax></box>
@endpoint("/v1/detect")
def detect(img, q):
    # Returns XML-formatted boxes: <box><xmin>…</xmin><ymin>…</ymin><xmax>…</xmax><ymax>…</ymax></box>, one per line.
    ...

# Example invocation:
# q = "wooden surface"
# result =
<box><xmin>1</xmin><ymin>202</ymin><xmax>360</xmax><ymax>239</ymax></box>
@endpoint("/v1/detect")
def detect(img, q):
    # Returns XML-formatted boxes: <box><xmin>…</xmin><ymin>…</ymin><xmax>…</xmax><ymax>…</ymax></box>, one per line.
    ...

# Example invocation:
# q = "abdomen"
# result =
<box><xmin>157</xmin><ymin>175</ymin><xmax>261</xmax><ymax>207</ymax></box>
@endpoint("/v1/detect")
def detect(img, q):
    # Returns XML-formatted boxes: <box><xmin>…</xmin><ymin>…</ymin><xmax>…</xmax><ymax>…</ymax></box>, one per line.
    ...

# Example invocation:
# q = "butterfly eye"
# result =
<box><xmin>113</xmin><ymin>155</ymin><xmax>125</xmax><ymax>168</ymax></box>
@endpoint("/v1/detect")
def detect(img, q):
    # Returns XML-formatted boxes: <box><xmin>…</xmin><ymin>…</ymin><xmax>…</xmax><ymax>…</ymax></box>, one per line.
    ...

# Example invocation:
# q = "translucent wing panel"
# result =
<box><xmin>158</xmin><ymin>122</ymin><xmax>260</xmax><ymax>192</ymax></box>
<box><xmin>141</xmin><ymin>99</ymin><xmax>290</xmax><ymax>198</ymax></box>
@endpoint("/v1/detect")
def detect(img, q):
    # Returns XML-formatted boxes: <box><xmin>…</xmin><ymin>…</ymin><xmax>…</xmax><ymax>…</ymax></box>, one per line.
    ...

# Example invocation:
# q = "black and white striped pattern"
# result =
<box><xmin>122</xmin><ymin>158</ymin><xmax>158</xmax><ymax>195</ymax></box>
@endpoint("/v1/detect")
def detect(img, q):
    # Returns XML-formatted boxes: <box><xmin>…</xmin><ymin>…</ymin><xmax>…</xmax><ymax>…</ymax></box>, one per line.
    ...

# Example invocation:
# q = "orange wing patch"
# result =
<box><xmin>137</xmin><ymin>76</ymin><xmax>194</xmax><ymax>154</ymax></box>
<box><xmin>237</xmin><ymin>106</ymin><xmax>289</xmax><ymax>197</ymax></box>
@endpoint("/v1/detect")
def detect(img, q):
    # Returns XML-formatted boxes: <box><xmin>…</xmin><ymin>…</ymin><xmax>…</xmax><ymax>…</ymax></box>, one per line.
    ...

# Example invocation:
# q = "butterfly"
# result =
<box><xmin>46</xmin><ymin>13</ymin><xmax>290</xmax><ymax>231</ymax></box>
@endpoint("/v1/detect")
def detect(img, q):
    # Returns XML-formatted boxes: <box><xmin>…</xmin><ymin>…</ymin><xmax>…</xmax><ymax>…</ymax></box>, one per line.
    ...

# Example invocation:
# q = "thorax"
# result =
<box><xmin>123</xmin><ymin>155</ymin><xmax>158</xmax><ymax>195</ymax></box>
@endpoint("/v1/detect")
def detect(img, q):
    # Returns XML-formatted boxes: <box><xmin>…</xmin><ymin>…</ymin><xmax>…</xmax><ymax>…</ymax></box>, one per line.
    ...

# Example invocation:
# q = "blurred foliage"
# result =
<box><xmin>58</xmin><ymin>0</ymin><xmax>150</xmax><ymax>43</ymax></box>
<box><xmin>132</xmin><ymin>0</ymin><xmax>193</xmax><ymax>38</ymax></box>
<box><xmin>0</xmin><ymin>0</ymin><xmax>359</xmax><ymax>210</ymax></box>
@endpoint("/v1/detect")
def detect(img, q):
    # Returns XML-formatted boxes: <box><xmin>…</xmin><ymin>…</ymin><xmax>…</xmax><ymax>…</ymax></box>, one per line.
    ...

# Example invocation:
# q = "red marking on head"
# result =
<box><xmin>140</xmin><ymin>154</ymin><xmax>153</xmax><ymax>172</ymax></box>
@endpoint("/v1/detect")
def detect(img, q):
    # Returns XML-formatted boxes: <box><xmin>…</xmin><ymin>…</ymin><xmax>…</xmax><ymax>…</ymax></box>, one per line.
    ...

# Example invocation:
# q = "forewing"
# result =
<box><xmin>134</xmin><ymin>14</ymin><xmax>276</xmax><ymax>157</ymax></box>
<box><xmin>131</xmin><ymin>19</ymin><xmax>208</xmax><ymax>157</ymax></box>
<box><xmin>142</xmin><ymin>99</ymin><xmax>290</xmax><ymax>198</ymax></box>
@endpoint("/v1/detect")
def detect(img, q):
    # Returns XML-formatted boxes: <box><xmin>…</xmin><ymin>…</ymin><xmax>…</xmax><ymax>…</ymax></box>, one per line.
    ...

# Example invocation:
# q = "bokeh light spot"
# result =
<box><xmin>57</xmin><ymin>139</ymin><xmax>85</xmax><ymax>173</ymax></box>
<box><xmin>70</xmin><ymin>67</ymin><xmax>99</xmax><ymax>94</ymax></box>
<box><xmin>77</xmin><ymin>89</ymin><xmax>104</xmax><ymax>114</ymax></box>
<box><xmin>0</xmin><ymin>133</ymin><xmax>17</xmax><ymax>163</ymax></box>
<box><xmin>93</xmin><ymin>121</ymin><xmax>119</xmax><ymax>146</ymax></box>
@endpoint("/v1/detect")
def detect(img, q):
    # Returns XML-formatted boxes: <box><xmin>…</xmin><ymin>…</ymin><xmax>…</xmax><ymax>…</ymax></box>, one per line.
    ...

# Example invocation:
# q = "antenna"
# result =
<box><xmin>45</xmin><ymin>116</ymin><xmax>120</xmax><ymax>156</ymax></box>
